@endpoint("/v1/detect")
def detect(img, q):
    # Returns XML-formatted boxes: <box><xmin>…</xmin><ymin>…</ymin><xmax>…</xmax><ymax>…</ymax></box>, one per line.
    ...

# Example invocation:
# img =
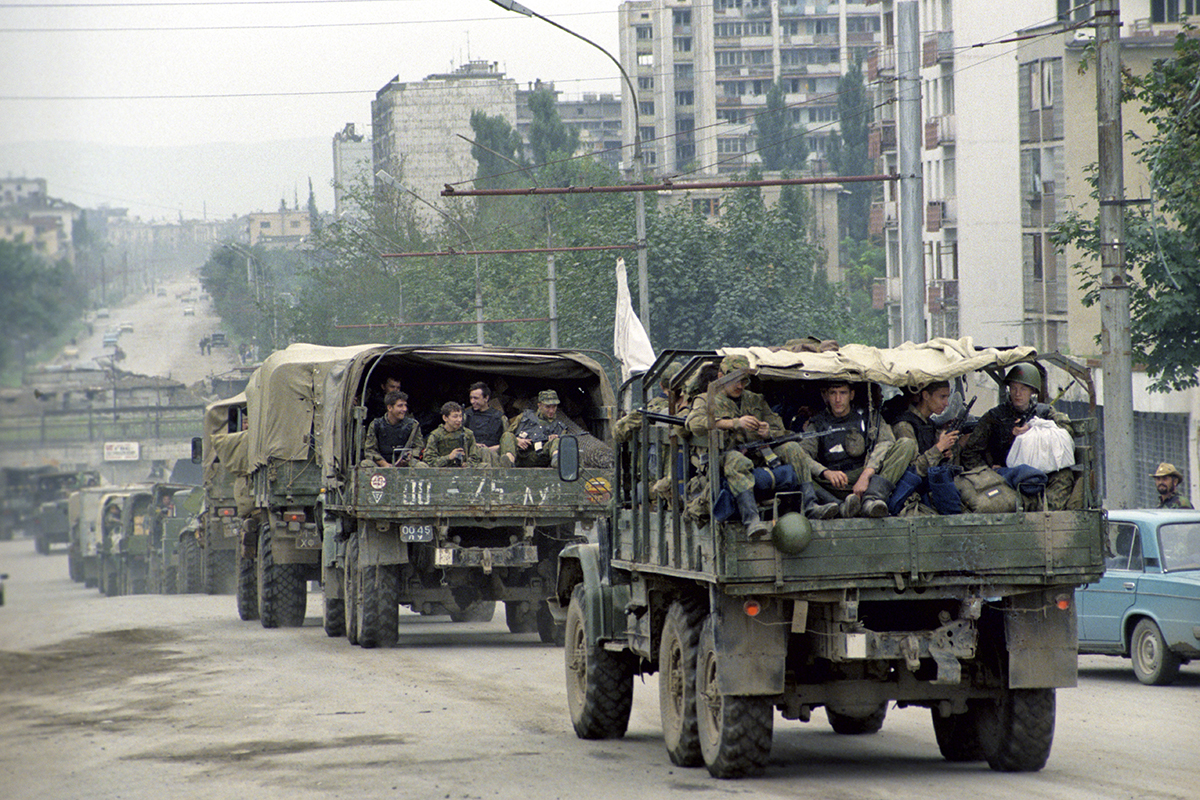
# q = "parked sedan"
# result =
<box><xmin>1077</xmin><ymin>509</ymin><xmax>1200</xmax><ymax>685</ymax></box>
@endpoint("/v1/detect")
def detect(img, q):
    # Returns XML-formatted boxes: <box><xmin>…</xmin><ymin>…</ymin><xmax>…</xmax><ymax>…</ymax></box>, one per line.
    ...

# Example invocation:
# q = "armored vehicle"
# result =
<box><xmin>555</xmin><ymin>341</ymin><xmax>1105</xmax><ymax>778</ymax></box>
<box><xmin>319</xmin><ymin>344</ymin><xmax>615</xmax><ymax>647</ymax></box>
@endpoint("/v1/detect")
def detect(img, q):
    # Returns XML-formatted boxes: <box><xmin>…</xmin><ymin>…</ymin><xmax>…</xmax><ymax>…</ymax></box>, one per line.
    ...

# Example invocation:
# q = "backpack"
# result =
<box><xmin>955</xmin><ymin>466</ymin><xmax>1021</xmax><ymax>513</ymax></box>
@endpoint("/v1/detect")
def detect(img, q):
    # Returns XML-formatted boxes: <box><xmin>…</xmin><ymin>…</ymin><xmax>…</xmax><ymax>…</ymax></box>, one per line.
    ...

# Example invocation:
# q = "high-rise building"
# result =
<box><xmin>618</xmin><ymin>0</ymin><xmax>882</xmax><ymax>178</ymax></box>
<box><xmin>515</xmin><ymin>81</ymin><xmax>624</xmax><ymax>171</ymax></box>
<box><xmin>332</xmin><ymin>123</ymin><xmax>372</xmax><ymax>219</ymax></box>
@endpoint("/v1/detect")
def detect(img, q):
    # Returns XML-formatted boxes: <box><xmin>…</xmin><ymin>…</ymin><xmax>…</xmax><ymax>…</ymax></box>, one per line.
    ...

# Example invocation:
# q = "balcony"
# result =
<box><xmin>927</xmin><ymin>279</ymin><xmax>959</xmax><ymax>313</ymax></box>
<box><xmin>923</xmin><ymin>31</ymin><xmax>955</xmax><ymax>68</ymax></box>
<box><xmin>869</xmin><ymin>120</ymin><xmax>896</xmax><ymax>159</ymax></box>
<box><xmin>868</xmin><ymin>47</ymin><xmax>896</xmax><ymax>81</ymax></box>
<box><xmin>924</xmin><ymin>114</ymin><xmax>955</xmax><ymax>149</ymax></box>
<box><xmin>926</xmin><ymin>200</ymin><xmax>943</xmax><ymax>232</ymax></box>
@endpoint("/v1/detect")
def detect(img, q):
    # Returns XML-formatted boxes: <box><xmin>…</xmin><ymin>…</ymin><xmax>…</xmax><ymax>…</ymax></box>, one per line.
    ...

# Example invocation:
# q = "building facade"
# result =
<box><xmin>332</xmin><ymin>123</ymin><xmax>373</xmax><ymax>219</ymax></box>
<box><xmin>515</xmin><ymin>81</ymin><xmax>624</xmax><ymax>170</ymax></box>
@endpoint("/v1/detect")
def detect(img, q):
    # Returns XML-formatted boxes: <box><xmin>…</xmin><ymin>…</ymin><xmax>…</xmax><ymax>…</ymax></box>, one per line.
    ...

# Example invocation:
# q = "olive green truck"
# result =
<box><xmin>554</xmin><ymin>342</ymin><xmax>1106</xmax><ymax>778</ymax></box>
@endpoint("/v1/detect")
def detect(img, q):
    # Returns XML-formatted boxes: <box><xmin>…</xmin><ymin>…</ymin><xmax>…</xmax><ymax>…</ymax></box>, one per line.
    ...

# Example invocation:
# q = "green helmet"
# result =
<box><xmin>1004</xmin><ymin>363</ymin><xmax>1043</xmax><ymax>394</ymax></box>
<box><xmin>771</xmin><ymin>512</ymin><xmax>813</xmax><ymax>555</ymax></box>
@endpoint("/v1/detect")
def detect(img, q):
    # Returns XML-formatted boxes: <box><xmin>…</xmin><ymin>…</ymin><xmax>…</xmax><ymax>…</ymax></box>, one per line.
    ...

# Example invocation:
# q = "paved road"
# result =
<box><xmin>70</xmin><ymin>277</ymin><xmax>242</xmax><ymax>388</ymax></box>
<box><xmin>1</xmin><ymin>539</ymin><xmax>1196</xmax><ymax>800</ymax></box>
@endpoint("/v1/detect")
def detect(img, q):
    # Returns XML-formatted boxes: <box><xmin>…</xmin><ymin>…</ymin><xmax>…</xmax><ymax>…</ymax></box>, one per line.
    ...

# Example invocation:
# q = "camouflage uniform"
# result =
<box><xmin>423</xmin><ymin>424</ymin><xmax>482</xmax><ymax>468</ymax></box>
<box><xmin>364</xmin><ymin>416</ymin><xmax>423</xmax><ymax>466</ymax></box>
<box><xmin>962</xmin><ymin>400</ymin><xmax>1076</xmax><ymax>510</ymax></box>
<box><xmin>500</xmin><ymin>390</ymin><xmax>567</xmax><ymax>467</ymax></box>
<box><xmin>1152</xmin><ymin>462</ymin><xmax>1194</xmax><ymax>508</ymax></box>
<box><xmin>801</xmin><ymin>406</ymin><xmax>916</xmax><ymax>497</ymax></box>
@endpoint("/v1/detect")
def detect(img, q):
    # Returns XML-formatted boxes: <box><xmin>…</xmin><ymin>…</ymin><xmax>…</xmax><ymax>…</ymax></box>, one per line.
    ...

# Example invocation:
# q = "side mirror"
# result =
<box><xmin>557</xmin><ymin>435</ymin><xmax>580</xmax><ymax>483</ymax></box>
<box><xmin>191</xmin><ymin>437</ymin><xmax>203</xmax><ymax>464</ymax></box>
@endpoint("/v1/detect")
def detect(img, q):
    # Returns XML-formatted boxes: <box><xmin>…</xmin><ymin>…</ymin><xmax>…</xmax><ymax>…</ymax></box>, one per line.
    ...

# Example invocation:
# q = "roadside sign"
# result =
<box><xmin>104</xmin><ymin>442</ymin><xmax>140</xmax><ymax>461</ymax></box>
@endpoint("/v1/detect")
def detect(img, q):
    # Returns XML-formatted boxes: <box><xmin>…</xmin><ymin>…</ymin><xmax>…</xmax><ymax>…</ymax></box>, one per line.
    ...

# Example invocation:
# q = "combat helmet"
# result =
<box><xmin>1004</xmin><ymin>363</ymin><xmax>1043</xmax><ymax>394</ymax></box>
<box><xmin>771</xmin><ymin>512</ymin><xmax>814</xmax><ymax>554</ymax></box>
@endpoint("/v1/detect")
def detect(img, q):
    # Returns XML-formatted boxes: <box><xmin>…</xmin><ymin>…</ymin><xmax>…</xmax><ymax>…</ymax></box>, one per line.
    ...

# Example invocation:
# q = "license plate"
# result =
<box><xmin>401</xmin><ymin>524</ymin><xmax>434</xmax><ymax>542</ymax></box>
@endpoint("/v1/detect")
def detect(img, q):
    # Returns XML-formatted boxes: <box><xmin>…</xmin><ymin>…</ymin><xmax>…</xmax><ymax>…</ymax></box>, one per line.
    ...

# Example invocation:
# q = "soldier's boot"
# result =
<box><xmin>862</xmin><ymin>475</ymin><xmax>895</xmax><ymax>518</ymax></box>
<box><xmin>802</xmin><ymin>482</ymin><xmax>841</xmax><ymax>520</ymax></box>
<box><xmin>736</xmin><ymin>490</ymin><xmax>769</xmax><ymax>538</ymax></box>
<box><xmin>841</xmin><ymin>492</ymin><xmax>862</xmax><ymax>519</ymax></box>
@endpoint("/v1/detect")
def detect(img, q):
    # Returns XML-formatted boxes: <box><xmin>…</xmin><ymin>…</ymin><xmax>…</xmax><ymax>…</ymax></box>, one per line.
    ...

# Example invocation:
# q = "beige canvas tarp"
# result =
<box><xmin>718</xmin><ymin>337</ymin><xmax>1038</xmax><ymax>387</ymax></box>
<box><xmin>202</xmin><ymin>392</ymin><xmax>246</xmax><ymax>476</ymax></box>
<box><xmin>245</xmin><ymin>343</ymin><xmax>381</xmax><ymax>471</ymax></box>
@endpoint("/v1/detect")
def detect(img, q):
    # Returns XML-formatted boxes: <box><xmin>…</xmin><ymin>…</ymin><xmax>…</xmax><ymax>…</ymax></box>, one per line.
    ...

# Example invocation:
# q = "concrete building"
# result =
<box><xmin>372</xmin><ymin>60</ymin><xmax>518</xmax><ymax>223</ymax></box>
<box><xmin>0</xmin><ymin>181</ymin><xmax>79</xmax><ymax>265</ymax></box>
<box><xmin>515</xmin><ymin>81</ymin><xmax>624</xmax><ymax>170</ymax></box>
<box><xmin>245</xmin><ymin>209</ymin><xmax>311</xmax><ymax>249</ymax></box>
<box><xmin>0</xmin><ymin>177</ymin><xmax>47</xmax><ymax>207</ymax></box>
<box><xmin>870</xmin><ymin>0</ymin><xmax>1198</xmax><ymax>504</ymax></box>
<box><xmin>332</xmin><ymin>123</ymin><xmax>372</xmax><ymax>218</ymax></box>
<box><xmin>618</xmin><ymin>0</ymin><xmax>882</xmax><ymax>179</ymax></box>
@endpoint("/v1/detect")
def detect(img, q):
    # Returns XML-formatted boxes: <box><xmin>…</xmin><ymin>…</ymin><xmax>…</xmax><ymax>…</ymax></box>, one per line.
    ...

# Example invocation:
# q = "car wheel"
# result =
<box><xmin>1130</xmin><ymin>618</ymin><xmax>1181</xmax><ymax>686</ymax></box>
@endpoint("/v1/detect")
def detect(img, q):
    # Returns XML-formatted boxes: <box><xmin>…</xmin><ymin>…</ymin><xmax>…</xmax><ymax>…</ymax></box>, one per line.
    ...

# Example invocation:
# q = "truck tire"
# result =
<box><xmin>660</xmin><ymin>599</ymin><xmax>705</xmax><ymax>767</ymax></box>
<box><xmin>68</xmin><ymin>550</ymin><xmax>83</xmax><ymax>583</ymax></box>
<box><xmin>978</xmin><ymin>688</ymin><xmax>1055</xmax><ymax>772</ymax></box>
<box><xmin>536</xmin><ymin>601</ymin><xmax>563</xmax><ymax>646</ymax></box>
<box><xmin>179</xmin><ymin>536</ymin><xmax>203</xmax><ymax>594</ymax></box>
<box><xmin>505</xmin><ymin>601</ymin><xmax>538</xmax><ymax>634</ymax></box>
<box><xmin>345</xmin><ymin>534</ymin><xmax>359</xmax><ymax>645</ymax></box>
<box><xmin>205</xmin><ymin>543</ymin><xmax>236</xmax><ymax>595</ymax></box>
<box><xmin>257</xmin><ymin>524</ymin><xmax>307</xmax><ymax>629</ymax></box>
<box><xmin>1131</xmin><ymin>618</ymin><xmax>1181</xmax><ymax>686</ymax></box>
<box><xmin>357</xmin><ymin>564</ymin><xmax>399</xmax><ymax>648</ymax></box>
<box><xmin>450</xmin><ymin>600</ymin><xmax>496</xmax><ymax>623</ymax></box>
<box><xmin>826</xmin><ymin>703</ymin><xmax>887</xmax><ymax>735</ymax></box>
<box><xmin>100</xmin><ymin>556</ymin><xmax>119</xmax><ymax>597</ymax></box>
<box><xmin>931</xmin><ymin>705</ymin><xmax>985</xmax><ymax>762</ymax></box>
<box><xmin>163</xmin><ymin>565</ymin><xmax>177</xmax><ymax>595</ymax></box>
<box><xmin>237</xmin><ymin>551</ymin><xmax>259</xmax><ymax>621</ymax></box>
<box><xmin>564</xmin><ymin>584</ymin><xmax>633</xmax><ymax>739</ymax></box>
<box><xmin>324</xmin><ymin>569</ymin><xmax>346</xmax><ymax>638</ymax></box>
<box><xmin>35</xmin><ymin>535</ymin><xmax>50</xmax><ymax>555</ymax></box>
<box><xmin>696</xmin><ymin>613</ymin><xmax>773</xmax><ymax>778</ymax></box>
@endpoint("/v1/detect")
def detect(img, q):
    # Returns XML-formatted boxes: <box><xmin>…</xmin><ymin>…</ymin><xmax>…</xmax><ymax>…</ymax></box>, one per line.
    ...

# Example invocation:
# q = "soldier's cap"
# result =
<box><xmin>719</xmin><ymin>354</ymin><xmax>751</xmax><ymax>373</ymax></box>
<box><xmin>660</xmin><ymin>362</ymin><xmax>682</xmax><ymax>387</ymax></box>
<box><xmin>1152</xmin><ymin>462</ymin><xmax>1183</xmax><ymax>479</ymax></box>
<box><xmin>537</xmin><ymin>389</ymin><xmax>560</xmax><ymax>405</ymax></box>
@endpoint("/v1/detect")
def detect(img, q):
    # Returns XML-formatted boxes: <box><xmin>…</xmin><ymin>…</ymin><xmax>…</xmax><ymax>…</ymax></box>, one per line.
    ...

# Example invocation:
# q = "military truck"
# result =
<box><xmin>1</xmin><ymin>465</ymin><xmax>53</xmax><ymax>540</ymax></box>
<box><xmin>193</xmin><ymin>393</ymin><xmax>247</xmax><ymax>599</ymax></box>
<box><xmin>97</xmin><ymin>489</ymin><xmax>145</xmax><ymax>596</ymax></box>
<box><xmin>31</xmin><ymin>470</ymin><xmax>101</xmax><ymax>555</ymax></box>
<box><xmin>319</xmin><ymin>344</ymin><xmax>615</xmax><ymax>647</ymax></box>
<box><xmin>554</xmin><ymin>342</ymin><xmax>1106</xmax><ymax>778</ymax></box>
<box><xmin>150</xmin><ymin>486</ymin><xmax>204</xmax><ymax>594</ymax></box>
<box><xmin>67</xmin><ymin>485</ymin><xmax>132</xmax><ymax>589</ymax></box>
<box><xmin>104</xmin><ymin>481</ymin><xmax>194</xmax><ymax>595</ymax></box>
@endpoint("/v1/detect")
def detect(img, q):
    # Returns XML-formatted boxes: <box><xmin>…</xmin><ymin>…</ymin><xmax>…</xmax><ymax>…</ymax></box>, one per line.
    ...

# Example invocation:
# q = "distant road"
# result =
<box><xmin>74</xmin><ymin>277</ymin><xmax>242</xmax><ymax>387</ymax></box>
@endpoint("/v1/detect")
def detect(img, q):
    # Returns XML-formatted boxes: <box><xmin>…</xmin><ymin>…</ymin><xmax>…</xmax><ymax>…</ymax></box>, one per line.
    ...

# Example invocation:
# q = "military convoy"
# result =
<box><xmin>552</xmin><ymin>342</ymin><xmax>1106</xmax><ymax>778</ymax></box>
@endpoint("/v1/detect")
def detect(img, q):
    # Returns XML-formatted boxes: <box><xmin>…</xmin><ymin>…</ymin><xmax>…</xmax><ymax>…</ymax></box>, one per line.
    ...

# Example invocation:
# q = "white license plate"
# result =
<box><xmin>401</xmin><ymin>524</ymin><xmax>434</xmax><ymax>542</ymax></box>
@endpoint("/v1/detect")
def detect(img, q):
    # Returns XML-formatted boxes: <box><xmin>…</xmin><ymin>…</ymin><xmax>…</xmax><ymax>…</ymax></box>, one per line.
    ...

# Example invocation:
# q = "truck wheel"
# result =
<box><xmin>101</xmin><ymin>556</ymin><xmax>119</xmax><ymax>597</ymax></box>
<box><xmin>179</xmin><ymin>536</ymin><xmax>203</xmax><ymax>594</ymax></box>
<box><xmin>237</xmin><ymin>550</ymin><xmax>259</xmax><ymax>621</ymax></box>
<box><xmin>324</xmin><ymin>569</ymin><xmax>346</xmax><ymax>638</ymax></box>
<box><xmin>35</xmin><ymin>535</ymin><xmax>50</xmax><ymax>555</ymax></box>
<box><xmin>68</xmin><ymin>550</ymin><xmax>83</xmax><ymax>583</ymax></box>
<box><xmin>1131</xmin><ymin>618</ymin><xmax>1181</xmax><ymax>686</ymax></box>
<box><xmin>696</xmin><ymin>614</ymin><xmax>773</xmax><ymax>778</ymax></box>
<box><xmin>564</xmin><ymin>584</ymin><xmax>633</xmax><ymax>739</ymax></box>
<box><xmin>205</xmin><ymin>543</ymin><xmax>236</xmax><ymax>595</ymax></box>
<box><xmin>536</xmin><ymin>601</ymin><xmax>563</xmax><ymax>646</ymax></box>
<box><xmin>505</xmin><ymin>601</ymin><xmax>538</xmax><ymax>634</ymax></box>
<box><xmin>931</xmin><ymin>705</ymin><xmax>985</xmax><ymax>762</ymax></box>
<box><xmin>164</xmin><ymin>566</ymin><xmax>177</xmax><ymax>595</ymax></box>
<box><xmin>660</xmin><ymin>599</ymin><xmax>705</xmax><ymax>767</ymax></box>
<box><xmin>345</xmin><ymin>534</ymin><xmax>359</xmax><ymax>645</ymax></box>
<box><xmin>357</xmin><ymin>564</ymin><xmax>399</xmax><ymax>648</ymax></box>
<box><xmin>257</xmin><ymin>523</ymin><xmax>307</xmax><ymax>628</ymax></box>
<box><xmin>978</xmin><ymin>688</ymin><xmax>1055</xmax><ymax>772</ymax></box>
<box><xmin>450</xmin><ymin>600</ymin><xmax>496</xmax><ymax>623</ymax></box>
<box><xmin>826</xmin><ymin>703</ymin><xmax>887</xmax><ymax>735</ymax></box>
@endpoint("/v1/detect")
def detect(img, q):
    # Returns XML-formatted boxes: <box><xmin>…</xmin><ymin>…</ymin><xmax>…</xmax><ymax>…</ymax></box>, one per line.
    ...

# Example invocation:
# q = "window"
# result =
<box><xmin>638</xmin><ymin>53</ymin><xmax>654</xmax><ymax>67</ymax></box>
<box><xmin>1105</xmin><ymin>523</ymin><xmax>1143</xmax><ymax>570</ymax></box>
<box><xmin>290</xmin><ymin>220</ymin><xmax>301</xmax><ymax>228</ymax></box>
<box><xmin>673</xmin><ymin>9</ymin><xmax>691</xmax><ymax>26</ymax></box>
<box><xmin>260</xmin><ymin>221</ymin><xmax>270</xmax><ymax>229</ymax></box>
<box><xmin>636</xmin><ymin>25</ymin><xmax>653</xmax><ymax>40</ymax></box>
<box><xmin>638</xmin><ymin>76</ymin><xmax>654</xmax><ymax>90</ymax></box>
<box><xmin>674</xmin><ymin>37</ymin><xmax>693</xmax><ymax>52</ymax></box>
<box><xmin>639</xmin><ymin>126</ymin><xmax>655</xmax><ymax>142</ymax></box>
<box><xmin>639</xmin><ymin>101</ymin><xmax>655</xmax><ymax>116</ymax></box>
<box><xmin>692</xmin><ymin>198</ymin><xmax>720</xmax><ymax>217</ymax></box>
<box><xmin>675</xmin><ymin>90</ymin><xmax>694</xmax><ymax>106</ymax></box>
<box><xmin>674</xmin><ymin>63</ymin><xmax>694</xmax><ymax>79</ymax></box>
<box><xmin>1151</xmin><ymin>0</ymin><xmax>1181</xmax><ymax>22</ymax></box>
<box><xmin>717</xmin><ymin>137</ymin><xmax>745</xmax><ymax>154</ymax></box>
<box><xmin>716</xmin><ymin>50</ymin><xmax>744</xmax><ymax>66</ymax></box>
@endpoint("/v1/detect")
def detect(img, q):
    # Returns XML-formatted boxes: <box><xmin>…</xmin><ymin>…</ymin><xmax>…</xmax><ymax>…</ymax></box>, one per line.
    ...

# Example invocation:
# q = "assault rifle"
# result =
<box><xmin>733</xmin><ymin>427</ymin><xmax>843</xmax><ymax>465</ymax></box>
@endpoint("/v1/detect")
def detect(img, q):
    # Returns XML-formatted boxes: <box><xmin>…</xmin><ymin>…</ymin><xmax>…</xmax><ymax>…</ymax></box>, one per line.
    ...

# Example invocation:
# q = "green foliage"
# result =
<box><xmin>527</xmin><ymin>89</ymin><xmax>580</xmax><ymax>166</ymax></box>
<box><xmin>756</xmin><ymin>81</ymin><xmax>809</xmax><ymax>172</ymax></box>
<box><xmin>826</xmin><ymin>60</ymin><xmax>873</xmax><ymax>241</ymax></box>
<box><xmin>469</xmin><ymin>110</ymin><xmax>526</xmax><ymax>190</ymax></box>
<box><xmin>1052</xmin><ymin>33</ymin><xmax>1200</xmax><ymax>392</ymax></box>
<box><xmin>0</xmin><ymin>240</ymin><xmax>86</xmax><ymax>372</ymax></box>
<box><xmin>837</xmin><ymin>237</ymin><xmax>888</xmax><ymax>346</ymax></box>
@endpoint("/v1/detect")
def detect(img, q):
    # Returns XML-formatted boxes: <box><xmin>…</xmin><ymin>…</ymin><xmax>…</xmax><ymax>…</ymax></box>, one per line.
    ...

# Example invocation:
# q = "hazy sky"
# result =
<box><xmin>0</xmin><ymin>0</ymin><xmax>623</xmax><ymax>218</ymax></box>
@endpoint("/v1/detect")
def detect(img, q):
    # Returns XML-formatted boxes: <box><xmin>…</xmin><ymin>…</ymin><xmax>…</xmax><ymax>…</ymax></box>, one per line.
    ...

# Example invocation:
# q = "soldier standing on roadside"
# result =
<box><xmin>1152</xmin><ymin>462</ymin><xmax>1193</xmax><ymax>509</ymax></box>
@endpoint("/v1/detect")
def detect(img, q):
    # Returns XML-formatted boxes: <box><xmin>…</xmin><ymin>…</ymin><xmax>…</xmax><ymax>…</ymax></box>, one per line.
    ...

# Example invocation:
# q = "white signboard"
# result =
<box><xmin>104</xmin><ymin>441</ymin><xmax>140</xmax><ymax>461</ymax></box>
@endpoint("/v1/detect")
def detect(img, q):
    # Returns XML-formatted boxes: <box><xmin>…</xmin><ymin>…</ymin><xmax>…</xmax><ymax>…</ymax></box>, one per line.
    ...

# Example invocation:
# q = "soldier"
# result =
<box><xmin>365</xmin><ymin>374</ymin><xmax>403</xmax><ymax>424</ymax></box>
<box><xmin>961</xmin><ymin>363</ymin><xmax>1076</xmax><ymax>509</ymax></box>
<box><xmin>500</xmin><ymin>390</ymin><xmax>566</xmax><ymax>467</ymax></box>
<box><xmin>892</xmin><ymin>381</ymin><xmax>960</xmax><ymax>477</ymax></box>
<box><xmin>1152</xmin><ymin>462</ymin><xmax>1193</xmax><ymax>509</ymax></box>
<box><xmin>364</xmin><ymin>390</ymin><xmax>423</xmax><ymax>467</ymax></box>
<box><xmin>686</xmin><ymin>355</ymin><xmax>837</xmax><ymax>536</ymax></box>
<box><xmin>464</xmin><ymin>382</ymin><xmax>505</xmax><ymax>465</ymax></box>
<box><xmin>424</xmin><ymin>401</ymin><xmax>482</xmax><ymax>468</ymax></box>
<box><xmin>802</xmin><ymin>379</ymin><xmax>916</xmax><ymax>518</ymax></box>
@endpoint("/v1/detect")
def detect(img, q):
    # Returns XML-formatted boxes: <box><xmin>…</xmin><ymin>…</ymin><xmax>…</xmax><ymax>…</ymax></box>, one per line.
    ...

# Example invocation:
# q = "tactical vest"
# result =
<box><xmin>372</xmin><ymin>416</ymin><xmax>418</xmax><ymax>462</ymax></box>
<box><xmin>898</xmin><ymin>408</ymin><xmax>938</xmax><ymax>453</ymax></box>
<box><xmin>515</xmin><ymin>409</ymin><xmax>566</xmax><ymax>442</ymax></box>
<box><xmin>811</xmin><ymin>408</ymin><xmax>869</xmax><ymax>473</ymax></box>
<box><xmin>465</xmin><ymin>407</ymin><xmax>505</xmax><ymax>447</ymax></box>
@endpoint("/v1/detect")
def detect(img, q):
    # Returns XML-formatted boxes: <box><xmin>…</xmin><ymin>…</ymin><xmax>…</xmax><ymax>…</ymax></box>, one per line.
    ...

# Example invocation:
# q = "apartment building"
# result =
<box><xmin>618</xmin><ymin>0</ymin><xmax>881</xmax><ymax>178</ymax></box>
<box><xmin>515</xmin><ymin>81</ymin><xmax>624</xmax><ymax>171</ymax></box>
<box><xmin>332</xmin><ymin>123</ymin><xmax>372</xmax><ymax>219</ymax></box>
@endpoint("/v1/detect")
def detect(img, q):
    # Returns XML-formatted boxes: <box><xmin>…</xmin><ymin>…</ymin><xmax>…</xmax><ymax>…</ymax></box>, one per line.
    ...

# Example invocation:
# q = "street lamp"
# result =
<box><xmin>222</xmin><ymin>241</ymin><xmax>274</xmax><ymax>353</ymax></box>
<box><xmin>489</xmin><ymin>0</ymin><xmax>651</xmax><ymax>336</ymax></box>
<box><xmin>375</xmin><ymin>170</ymin><xmax>485</xmax><ymax>345</ymax></box>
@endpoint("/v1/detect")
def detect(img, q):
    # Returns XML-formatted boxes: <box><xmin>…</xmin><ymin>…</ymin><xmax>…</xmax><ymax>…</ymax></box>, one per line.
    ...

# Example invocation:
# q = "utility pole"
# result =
<box><xmin>1096</xmin><ymin>0</ymin><xmax>1134</xmax><ymax>509</ymax></box>
<box><xmin>897</xmin><ymin>1</ymin><xmax>925</xmax><ymax>344</ymax></box>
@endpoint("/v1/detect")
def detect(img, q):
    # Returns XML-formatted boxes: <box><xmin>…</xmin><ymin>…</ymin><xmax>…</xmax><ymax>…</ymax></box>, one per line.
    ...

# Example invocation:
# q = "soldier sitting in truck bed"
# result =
<box><xmin>500</xmin><ymin>390</ymin><xmax>566</xmax><ymax>467</ymax></box>
<box><xmin>364</xmin><ymin>390</ymin><xmax>423</xmax><ymax>467</ymax></box>
<box><xmin>423</xmin><ymin>401</ymin><xmax>482</xmax><ymax>468</ymax></box>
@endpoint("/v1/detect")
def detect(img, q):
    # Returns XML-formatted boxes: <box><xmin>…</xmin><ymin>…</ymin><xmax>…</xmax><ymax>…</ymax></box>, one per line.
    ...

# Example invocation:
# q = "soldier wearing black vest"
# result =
<box><xmin>893</xmin><ymin>380</ymin><xmax>960</xmax><ymax>477</ymax></box>
<box><xmin>364</xmin><ymin>390</ymin><xmax>424</xmax><ymax>467</ymax></box>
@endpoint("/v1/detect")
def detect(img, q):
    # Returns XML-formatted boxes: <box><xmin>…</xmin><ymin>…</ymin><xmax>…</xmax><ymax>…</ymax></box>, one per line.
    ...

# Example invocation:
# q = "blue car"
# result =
<box><xmin>1077</xmin><ymin>509</ymin><xmax>1200</xmax><ymax>685</ymax></box>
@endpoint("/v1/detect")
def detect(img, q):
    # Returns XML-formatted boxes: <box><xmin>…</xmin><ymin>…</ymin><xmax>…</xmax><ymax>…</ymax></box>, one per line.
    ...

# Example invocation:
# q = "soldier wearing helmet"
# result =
<box><xmin>1151</xmin><ymin>462</ymin><xmax>1193</xmax><ymax>509</ymax></box>
<box><xmin>961</xmin><ymin>362</ymin><xmax>1077</xmax><ymax>509</ymax></box>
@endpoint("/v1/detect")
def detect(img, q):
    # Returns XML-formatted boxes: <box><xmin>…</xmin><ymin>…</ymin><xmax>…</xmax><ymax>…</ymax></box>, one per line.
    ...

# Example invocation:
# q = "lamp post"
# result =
<box><xmin>489</xmin><ymin>0</ymin><xmax>651</xmax><ymax>336</ymax></box>
<box><xmin>222</xmin><ymin>241</ymin><xmax>272</xmax><ymax>351</ymax></box>
<box><xmin>376</xmin><ymin>170</ymin><xmax>485</xmax><ymax>344</ymax></box>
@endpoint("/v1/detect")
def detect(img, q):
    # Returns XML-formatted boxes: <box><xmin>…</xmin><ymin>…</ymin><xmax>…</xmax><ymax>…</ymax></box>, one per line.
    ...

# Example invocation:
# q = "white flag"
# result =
<box><xmin>613</xmin><ymin>257</ymin><xmax>655</xmax><ymax>384</ymax></box>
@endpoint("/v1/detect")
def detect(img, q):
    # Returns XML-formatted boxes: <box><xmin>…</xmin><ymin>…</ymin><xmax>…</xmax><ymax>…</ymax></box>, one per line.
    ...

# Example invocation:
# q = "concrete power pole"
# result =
<box><xmin>897</xmin><ymin>1</ymin><xmax>925</xmax><ymax>344</ymax></box>
<box><xmin>1096</xmin><ymin>0</ymin><xmax>1134</xmax><ymax>509</ymax></box>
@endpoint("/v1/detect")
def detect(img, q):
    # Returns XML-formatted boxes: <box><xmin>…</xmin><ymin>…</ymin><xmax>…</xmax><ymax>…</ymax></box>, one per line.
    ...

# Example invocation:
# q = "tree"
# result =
<box><xmin>527</xmin><ymin>88</ymin><xmax>580</xmax><ymax>166</ymax></box>
<box><xmin>826</xmin><ymin>60</ymin><xmax>873</xmax><ymax>242</ymax></box>
<box><xmin>0</xmin><ymin>240</ymin><xmax>86</xmax><ymax>373</ymax></box>
<box><xmin>756</xmin><ymin>81</ymin><xmax>808</xmax><ymax>172</ymax></box>
<box><xmin>306</xmin><ymin>178</ymin><xmax>320</xmax><ymax>232</ymax></box>
<box><xmin>469</xmin><ymin>110</ymin><xmax>525</xmax><ymax>190</ymax></box>
<box><xmin>1052</xmin><ymin>33</ymin><xmax>1200</xmax><ymax>392</ymax></box>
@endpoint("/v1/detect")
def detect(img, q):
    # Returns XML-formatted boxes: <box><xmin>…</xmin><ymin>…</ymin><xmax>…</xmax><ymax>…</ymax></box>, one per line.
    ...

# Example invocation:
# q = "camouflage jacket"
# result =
<box><xmin>423</xmin><ymin>425</ymin><xmax>481</xmax><ymax>467</ymax></box>
<box><xmin>685</xmin><ymin>388</ymin><xmax>785</xmax><ymax>447</ymax></box>
<box><xmin>1159</xmin><ymin>492</ymin><xmax>1194</xmax><ymax>509</ymax></box>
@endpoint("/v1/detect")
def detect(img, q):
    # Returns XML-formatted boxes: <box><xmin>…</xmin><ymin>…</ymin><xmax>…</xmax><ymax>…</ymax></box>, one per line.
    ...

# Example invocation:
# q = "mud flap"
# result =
<box><xmin>710</xmin><ymin>590</ymin><xmax>788</xmax><ymax>696</ymax></box>
<box><xmin>1005</xmin><ymin>589</ymin><xmax>1078</xmax><ymax>688</ymax></box>
<box><xmin>359</xmin><ymin>521</ymin><xmax>407</xmax><ymax>567</ymax></box>
<box><xmin>554</xmin><ymin>542</ymin><xmax>629</xmax><ymax>647</ymax></box>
